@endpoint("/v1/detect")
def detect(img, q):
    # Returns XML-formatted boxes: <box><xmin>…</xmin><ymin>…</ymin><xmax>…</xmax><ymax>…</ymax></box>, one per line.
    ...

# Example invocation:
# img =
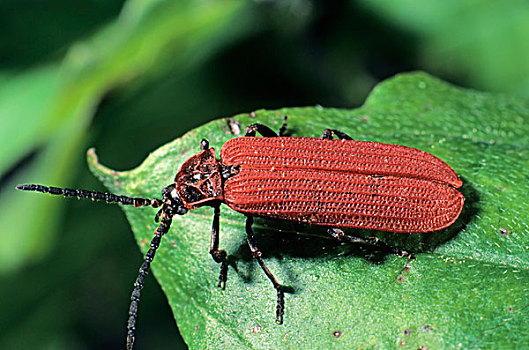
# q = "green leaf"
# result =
<box><xmin>90</xmin><ymin>72</ymin><xmax>529</xmax><ymax>348</ymax></box>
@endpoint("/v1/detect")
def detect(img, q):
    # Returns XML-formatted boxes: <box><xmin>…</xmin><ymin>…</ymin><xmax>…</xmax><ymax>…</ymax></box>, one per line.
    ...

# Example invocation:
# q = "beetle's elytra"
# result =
<box><xmin>17</xmin><ymin>118</ymin><xmax>464</xmax><ymax>349</ymax></box>
<box><xmin>191</xmin><ymin>137</ymin><xmax>463</xmax><ymax>232</ymax></box>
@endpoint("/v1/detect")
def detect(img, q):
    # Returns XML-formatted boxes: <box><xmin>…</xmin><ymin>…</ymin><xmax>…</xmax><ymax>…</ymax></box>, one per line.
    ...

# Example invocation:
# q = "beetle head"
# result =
<box><xmin>174</xmin><ymin>148</ymin><xmax>223</xmax><ymax>209</ymax></box>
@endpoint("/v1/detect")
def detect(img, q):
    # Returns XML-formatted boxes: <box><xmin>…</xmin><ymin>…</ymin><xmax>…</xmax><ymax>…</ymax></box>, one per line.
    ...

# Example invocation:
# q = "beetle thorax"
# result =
<box><xmin>175</xmin><ymin>148</ymin><xmax>223</xmax><ymax>209</ymax></box>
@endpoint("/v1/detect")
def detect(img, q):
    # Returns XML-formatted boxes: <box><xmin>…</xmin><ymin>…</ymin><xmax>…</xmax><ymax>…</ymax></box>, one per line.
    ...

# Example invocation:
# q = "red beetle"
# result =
<box><xmin>17</xmin><ymin>119</ymin><xmax>464</xmax><ymax>349</ymax></box>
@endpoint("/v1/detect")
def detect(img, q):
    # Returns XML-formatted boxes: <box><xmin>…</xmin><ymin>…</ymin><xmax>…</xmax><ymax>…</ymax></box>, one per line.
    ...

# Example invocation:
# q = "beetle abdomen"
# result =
<box><xmin>221</xmin><ymin>137</ymin><xmax>464</xmax><ymax>233</ymax></box>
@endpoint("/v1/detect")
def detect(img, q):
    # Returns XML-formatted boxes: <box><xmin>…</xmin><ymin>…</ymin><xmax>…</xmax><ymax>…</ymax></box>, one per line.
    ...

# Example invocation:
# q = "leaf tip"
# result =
<box><xmin>86</xmin><ymin>147</ymin><xmax>97</xmax><ymax>163</ymax></box>
<box><xmin>86</xmin><ymin>148</ymin><xmax>120</xmax><ymax>183</ymax></box>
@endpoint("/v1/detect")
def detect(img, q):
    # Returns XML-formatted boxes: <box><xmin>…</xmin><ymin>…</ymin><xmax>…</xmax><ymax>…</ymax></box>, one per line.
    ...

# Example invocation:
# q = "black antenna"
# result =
<box><xmin>126</xmin><ymin>205</ymin><xmax>174</xmax><ymax>350</ymax></box>
<box><xmin>17</xmin><ymin>182</ymin><xmax>181</xmax><ymax>349</ymax></box>
<box><xmin>16</xmin><ymin>184</ymin><xmax>163</xmax><ymax>208</ymax></box>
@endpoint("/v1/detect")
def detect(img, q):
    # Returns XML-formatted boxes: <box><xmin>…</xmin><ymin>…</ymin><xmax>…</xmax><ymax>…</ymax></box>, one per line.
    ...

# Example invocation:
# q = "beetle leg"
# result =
<box><xmin>278</xmin><ymin>115</ymin><xmax>288</xmax><ymax>136</ymax></box>
<box><xmin>327</xmin><ymin>228</ymin><xmax>414</xmax><ymax>259</ymax></box>
<box><xmin>321</xmin><ymin>129</ymin><xmax>354</xmax><ymax>140</ymax></box>
<box><xmin>245</xmin><ymin>215</ymin><xmax>285</xmax><ymax>324</ymax></box>
<box><xmin>246</xmin><ymin>116</ymin><xmax>288</xmax><ymax>137</ymax></box>
<box><xmin>209</xmin><ymin>203</ymin><xmax>228</xmax><ymax>289</ymax></box>
<box><xmin>245</xmin><ymin>123</ymin><xmax>279</xmax><ymax>137</ymax></box>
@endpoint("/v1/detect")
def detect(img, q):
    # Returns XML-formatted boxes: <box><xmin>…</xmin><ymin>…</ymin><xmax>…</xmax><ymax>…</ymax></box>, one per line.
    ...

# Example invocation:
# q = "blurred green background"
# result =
<box><xmin>1</xmin><ymin>0</ymin><xmax>528</xmax><ymax>349</ymax></box>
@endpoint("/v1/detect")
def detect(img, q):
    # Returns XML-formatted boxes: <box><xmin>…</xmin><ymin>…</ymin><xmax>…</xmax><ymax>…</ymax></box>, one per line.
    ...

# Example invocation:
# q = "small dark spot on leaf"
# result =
<box><xmin>404</xmin><ymin>328</ymin><xmax>411</xmax><ymax>335</ymax></box>
<box><xmin>421</xmin><ymin>325</ymin><xmax>433</xmax><ymax>332</ymax></box>
<box><xmin>251</xmin><ymin>325</ymin><xmax>263</xmax><ymax>334</ymax></box>
<box><xmin>499</xmin><ymin>228</ymin><xmax>512</xmax><ymax>236</ymax></box>
<box><xmin>332</xmin><ymin>330</ymin><xmax>342</xmax><ymax>338</ymax></box>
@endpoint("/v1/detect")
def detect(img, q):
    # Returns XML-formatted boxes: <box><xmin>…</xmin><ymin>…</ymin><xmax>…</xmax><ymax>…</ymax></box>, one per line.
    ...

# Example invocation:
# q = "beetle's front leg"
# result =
<box><xmin>209</xmin><ymin>203</ymin><xmax>228</xmax><ymax>289</ymax></box>
<box><xmin>245</xmin><ymin>215</ymin><xmax>285</xmax><ymax>324</ymax></box>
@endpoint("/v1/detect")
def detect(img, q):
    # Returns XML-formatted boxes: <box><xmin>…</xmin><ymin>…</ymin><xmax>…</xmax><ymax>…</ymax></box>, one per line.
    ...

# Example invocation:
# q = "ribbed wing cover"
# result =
<box><xmin>220</xmin><ymin>137</ymin><xmax>464</xmax><ymax>233</ymax></box>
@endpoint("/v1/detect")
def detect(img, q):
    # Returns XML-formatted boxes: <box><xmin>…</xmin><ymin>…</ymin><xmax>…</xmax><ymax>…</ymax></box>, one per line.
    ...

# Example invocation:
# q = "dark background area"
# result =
<box><xmin>1</xmin><ymin>0</ymin><xmax>528</xmax><ymax>348</ymax></box>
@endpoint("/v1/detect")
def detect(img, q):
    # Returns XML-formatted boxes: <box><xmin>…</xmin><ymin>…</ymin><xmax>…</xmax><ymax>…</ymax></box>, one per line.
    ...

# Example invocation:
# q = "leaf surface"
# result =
<box><xmin>91</xmin><ymin>72</ymin><xmax>529</xmax><ymax>348</ymax></box>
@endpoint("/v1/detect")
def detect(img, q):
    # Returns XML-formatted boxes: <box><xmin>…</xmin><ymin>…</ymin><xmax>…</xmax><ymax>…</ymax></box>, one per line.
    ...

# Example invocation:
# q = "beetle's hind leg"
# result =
<box><xmin>246</xmin><ymin>116</ymin><xmax>288</xmax><ymax>137</ymax></box>
<box><xmin>327</xmin><ymin>228</ymin><xmax>415</xmax><ymax>260</ymax></box>
<box><xmin>245</xmin><ymin>215</ymin><xmax>285</xmax><ymax>324</ymax></box>
<box><xmin>321</xmin><ymin>129</ymin><xmax>353</xmax><ymax>140</ymax></box>
<box><xmin>209</xmin><ymin>203</ymin><xmax>228</xmax><ymax>289</ymax></box>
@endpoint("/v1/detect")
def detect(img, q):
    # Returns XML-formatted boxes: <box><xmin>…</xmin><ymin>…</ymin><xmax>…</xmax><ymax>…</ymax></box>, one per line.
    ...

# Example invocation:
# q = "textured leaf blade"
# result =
<box><xmin>90</xmin><ymin>72</ymin><xmax>529</xmax><ymax>348</ymax></box>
